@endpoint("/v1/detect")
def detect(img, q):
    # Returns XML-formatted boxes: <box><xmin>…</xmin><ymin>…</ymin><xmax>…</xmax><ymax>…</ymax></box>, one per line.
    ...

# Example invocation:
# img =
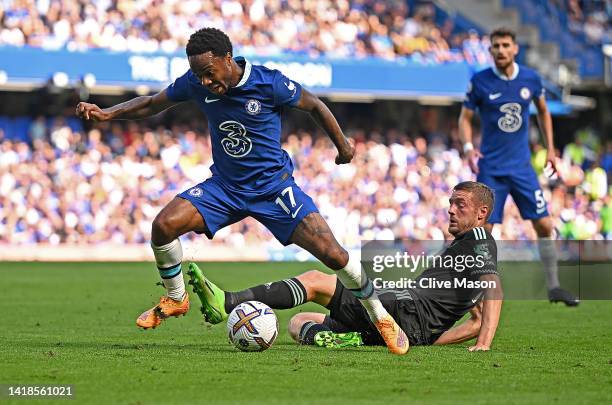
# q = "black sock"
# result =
<box><xmin>299</xmin><ymin>321</ymin><xmax>332</xmax><ymax>345</ymax></box>
<box><xmin>224</xmin><ymin>278</ymin><xmax>307</xmax><ymax>313</ymax></box>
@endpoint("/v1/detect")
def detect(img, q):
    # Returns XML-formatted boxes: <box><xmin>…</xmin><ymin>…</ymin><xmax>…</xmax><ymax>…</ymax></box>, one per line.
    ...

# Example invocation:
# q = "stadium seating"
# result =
<box><xmin>502</xmin><ymin>0</ymin><xmax>608</xmax><ymax>77</ymax></box>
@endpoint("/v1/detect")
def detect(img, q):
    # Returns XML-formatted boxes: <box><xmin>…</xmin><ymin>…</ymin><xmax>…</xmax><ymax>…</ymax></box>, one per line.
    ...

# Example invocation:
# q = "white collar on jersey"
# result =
<box><xmin>492</xmin><ymin>62</ymin><xmax>519</xmax><ymax>81</ymax></box>
<box><xmin>234</xmin><ymin>57</ymin><xmax>252</xmax><ymax>88</ymax></box>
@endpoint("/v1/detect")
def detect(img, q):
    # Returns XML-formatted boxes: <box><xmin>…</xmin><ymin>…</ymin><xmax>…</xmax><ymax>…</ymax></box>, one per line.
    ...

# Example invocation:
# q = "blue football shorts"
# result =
<box><xmin>477</xmin><ymin>167</ymin><xmax>549</xmax><ymax>224</ymax></box>
<box><xmin>178</xmin><ymin>176</ymin><xmax>318</xmax><ymax>245</ymax></box>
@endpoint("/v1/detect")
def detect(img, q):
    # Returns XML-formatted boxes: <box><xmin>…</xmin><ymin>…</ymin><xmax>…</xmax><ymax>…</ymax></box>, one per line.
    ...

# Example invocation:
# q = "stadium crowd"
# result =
<box><xmin>565</xmin><ymin>0</ymin><xmax>612</xmax><ymax>44</ymax></box>
<box><xmin>0</xmin><ymin>116</ymin><xmax>610</xmax><ymax>247</ymax></box>
<box><xmin>0</xmin><ymin>0</ymin><xmax>492</xmax><ymax>64</ymax></box>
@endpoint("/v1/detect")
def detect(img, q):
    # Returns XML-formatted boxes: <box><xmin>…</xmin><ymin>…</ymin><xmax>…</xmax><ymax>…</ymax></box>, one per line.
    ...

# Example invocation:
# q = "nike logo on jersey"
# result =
<box><xmin>291</xmin><ymin>204</ymin><xmax>304</xmax><ymax>219</ymax></box>
<box><xmin>205</xmin><ymin>97</ymin><xmax>220</xmax><ymax>103</ymax></box>
<box><xmin>489</xmin><ymin>92</ymin><xmax>502</xmax><ymax>100</ymax></box>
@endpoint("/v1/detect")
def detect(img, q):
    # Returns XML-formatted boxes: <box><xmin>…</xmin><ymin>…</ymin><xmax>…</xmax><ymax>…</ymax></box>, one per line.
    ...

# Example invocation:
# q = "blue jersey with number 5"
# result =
<box><xmin>166</xmin><ymin>57</ymin><xmax>302</xmax><ymax>192</ymax></box>
<box><xmin>463</xmin><ymin>64</ymin><xmax>544</xmax><ymax>174</ymax></box>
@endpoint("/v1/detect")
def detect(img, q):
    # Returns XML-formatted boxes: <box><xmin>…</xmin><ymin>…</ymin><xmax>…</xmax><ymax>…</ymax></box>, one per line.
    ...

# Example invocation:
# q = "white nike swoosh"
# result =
<box><xmin>489</xmin><ymin>93</ymin><xmax>502</xmax><ymax>100</ymax></box>
<box><xmin>291</xmin><ymin>204</ymin><xmax>304</xmax><ymax>219</ymax></box>
<box><xmin>205</xmin><ymin>97</ymin><xmax>220</xmax><ymax>103</ymax></box>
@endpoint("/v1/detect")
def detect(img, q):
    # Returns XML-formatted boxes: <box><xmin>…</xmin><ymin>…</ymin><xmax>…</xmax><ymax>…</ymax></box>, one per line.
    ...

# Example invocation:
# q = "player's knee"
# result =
<box><xmin>298</xmin><ymin>270</ymin><xmax>331</xmax><ymax>298</ymax></box>
<box><xmin>532</xmin><ymin>217</ymin><xmax>553</xmax><ymax>237</ymax></box>
<box><xmin>299</xmin><ymin>270</ymin><xmax>328</xmax><ymax>285</ymax></box>
<box><xmin>151</xmin><ymin>213</ymin><xmax>178</xmax><ymax>245</ymax></box>
<box><xmin>323</xmin><ymin>247</ymin><xmax>348</xmax><ymax>271</ymax></box>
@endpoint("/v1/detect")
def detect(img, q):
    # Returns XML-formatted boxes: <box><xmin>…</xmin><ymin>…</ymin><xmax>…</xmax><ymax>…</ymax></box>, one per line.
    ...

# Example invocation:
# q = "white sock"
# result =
<box><xmin>336</xmin><ymin>252</ymin><xmax>390</xmax><ymax>323</ymax></box>
<box><xmin>335</xmin><ymin>252</ymin><xmax>363</xmax><ymax>290</ymax></box>
<box><xmin>358</xmin><ymin>296</ymin><xmax>389</xmax><ymax>324</ymax></box>
<box><xmin>152</xmin><ymin>239</ymin><xmax>185</xmax><ymax>301</ymax></box>
<box><xmin>537</xmin><ymin>237</ymin><xmax>560</xmax><ymax>290</ymax></box>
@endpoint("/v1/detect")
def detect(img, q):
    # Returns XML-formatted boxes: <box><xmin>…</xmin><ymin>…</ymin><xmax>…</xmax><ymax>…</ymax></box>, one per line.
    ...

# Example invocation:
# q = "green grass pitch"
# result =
<box><xmin>1</xmin><ymin>262</ymin><xmax>611</xmax><ymax>404</ymax></box>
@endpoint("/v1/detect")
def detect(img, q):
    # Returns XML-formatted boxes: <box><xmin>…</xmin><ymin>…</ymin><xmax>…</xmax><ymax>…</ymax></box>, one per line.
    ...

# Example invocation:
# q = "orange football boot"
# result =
<box><xmin>374</xmin><ymin>315</ymin><xmax>410</xmax><ymax>355</ymax></box>
<box><xmin>136</xmin><ymin>294</ymin><xmax>190</xmax><ymax>329</ymax></box>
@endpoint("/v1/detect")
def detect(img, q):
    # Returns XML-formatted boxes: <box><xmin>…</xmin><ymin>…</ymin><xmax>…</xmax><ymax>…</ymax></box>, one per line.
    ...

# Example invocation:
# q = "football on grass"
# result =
<box><xmin>227</xmin><ymin>301</ymin><xmax>279</xmax><ymax>352</ymax></box>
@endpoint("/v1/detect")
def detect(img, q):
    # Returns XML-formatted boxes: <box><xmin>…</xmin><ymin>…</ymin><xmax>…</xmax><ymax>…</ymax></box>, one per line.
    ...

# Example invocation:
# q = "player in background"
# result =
<box><xmin>189</xmin><ymin>181</ymin><xmax>503</xmax><ymax>351</ymax></box>
<box><xmin>76</xmin><ymin>28</ymin><xmax>409</xmax><ymax>354</ymax></box>
<box><xmin>458</xmin><ymin>27</ymin><xmax>578</xmax><ymax>306</ymax></box>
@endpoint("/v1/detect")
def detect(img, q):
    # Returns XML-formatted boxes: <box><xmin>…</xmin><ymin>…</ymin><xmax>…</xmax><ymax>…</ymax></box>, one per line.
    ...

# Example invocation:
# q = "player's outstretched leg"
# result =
<box><xmin>136</xmin><ymin>197</ymin><xmax>209</xmax><ymax>329</ymax></box>
<box><xmin>190</xmin><ymin>266</ymin><xmax>365</xmax><ymax>349</ymax></box>
<box><xmin>532</xmin><ymin>217</ymin><xmax>579</xmax><ymax>307</ymax></box>
<box><xmin>290</xmin><ymin>213</ymin><xmax>409</xmax><ymax>355</ymax></box>
<box><xmin>137</xmin><ymin>237</ymin><xmax>190</xmax><ymax>329</ymax></box>
<box><xmin>188</xmin><ymin>263</ymin><xmax>311</xmax><ymax>324</ymax></box>
<box><xmin>336</xmin><ymin>253</ymin><xmax>409</xmax><ymax>354</ymax></box>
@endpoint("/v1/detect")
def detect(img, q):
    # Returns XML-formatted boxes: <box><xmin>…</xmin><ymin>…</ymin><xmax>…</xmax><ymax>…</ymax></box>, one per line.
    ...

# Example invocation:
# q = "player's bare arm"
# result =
<box><xmin>468</xmin><ymin>274</ymin><xmax>503</xmax><ymax>352</ymax></box>
<box><xmin>533</xmin><ymin>94</ymin><xmax>558</xmax><ymax>175</ymax></box>
<box><xmin>75</xmin><ymin>88</ymin><xmax>179</xmax><ymax>121</ymax></box>
<box><xmin>295</xmin><ymin>88</ymin><xmax>354</xmax><ymax>164</ymax></box>
<box><xmin>433</xmin><ymin>302</ymin><xmax>482</xmax><ymax>345</ymax></box>
<box><xmin>458</xmin><ymin>106</ymin><xmax>482</xmax><ymax>174</ymax></box>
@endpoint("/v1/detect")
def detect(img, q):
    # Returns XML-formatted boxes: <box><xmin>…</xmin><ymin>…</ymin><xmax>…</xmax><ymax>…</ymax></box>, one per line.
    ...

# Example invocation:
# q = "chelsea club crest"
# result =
<box><xmin>520</xmin><ymin>87</ymin><xmax>531</xmax><ymax>100</ymax></box>
<box><xmin>188</xmin><ymin>187</ymin><xmax>203</xmax><ymax>197</ymax></box>
<box><xmin>245</xmin><ymin>99</ymin><xmax>261</xmax><ymax>115</ymax></box>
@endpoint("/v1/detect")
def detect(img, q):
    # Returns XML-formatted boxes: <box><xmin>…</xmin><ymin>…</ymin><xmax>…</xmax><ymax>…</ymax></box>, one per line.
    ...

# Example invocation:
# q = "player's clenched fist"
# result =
<box><xmin>465</xmin><ymin>149</ymin><xmax>483</xmax><ymax>174</ymax></box>
<box><xmin>335</xmin><ymin>139</ymin><xmax>355</xmax><ymax>165</ymax></box>
<box><xmin>75</xmin><ymin>102</ymin><xmax>112</xmax><ymax>121</ymax></box>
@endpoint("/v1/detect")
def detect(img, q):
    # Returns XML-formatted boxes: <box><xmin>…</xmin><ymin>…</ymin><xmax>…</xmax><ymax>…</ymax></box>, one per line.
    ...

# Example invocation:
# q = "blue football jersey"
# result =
<box><xmin>166</xmin><ymin>57</ymin><xmax>302</xmax><ymax>192</ymax></box>
<box><xmin>464</xmin><ymin>63</ymin><xmax>544</xmax><ymax>174</ymax></box>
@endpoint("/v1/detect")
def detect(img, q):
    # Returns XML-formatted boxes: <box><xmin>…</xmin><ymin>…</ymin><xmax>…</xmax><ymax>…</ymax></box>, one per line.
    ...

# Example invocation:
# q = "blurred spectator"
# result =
<box><xmin>531</xmin><ymin>143</ymin><xmax>550</xmax><ymax>175</ymax></box>
<box><xmin>563</xmin><ymin>0</ymin><xmax>612</xmax><ymax>43</ymax></box>
<box><xmin>601</xmin><ymin>195</ymin><xmax>611</xmax><ymax>239</ymax></box>
<box><xmin>583</xmin><ymin>160</ymin><xmax>608</xmax><ymax>200</ymax></box>
<box><xmin>462</xmin><ymin>30</ymin><xmax>491</xmax><ymax>66</ymax></box>
<box><xmin>601</xmin><ymin>140</ymin><xmax>612</xmax><ymax>174</ymax></box>
<box><xmin>562</xmin><ymin>135</ymin><xmax>587</xmax><ymax>167</ymax></box>
<box><xmin>563</xmin><ymin>127</ymin><xmax>602</xmax><ymax>172</ymax></box>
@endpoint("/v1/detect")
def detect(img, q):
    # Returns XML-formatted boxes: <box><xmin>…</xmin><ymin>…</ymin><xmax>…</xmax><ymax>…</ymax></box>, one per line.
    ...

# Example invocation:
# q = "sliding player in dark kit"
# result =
<box><xmin>191</xmin><ymin>181</ymin><xmax>503</xmax><ymax>351</ymax></box>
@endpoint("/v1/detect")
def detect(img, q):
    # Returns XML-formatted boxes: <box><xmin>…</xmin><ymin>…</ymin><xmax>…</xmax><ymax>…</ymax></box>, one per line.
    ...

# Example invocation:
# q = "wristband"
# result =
<box><xmin>463</xmin><ymin>142</ymin><xmax>474</xmax><ymax>153</ymax></box>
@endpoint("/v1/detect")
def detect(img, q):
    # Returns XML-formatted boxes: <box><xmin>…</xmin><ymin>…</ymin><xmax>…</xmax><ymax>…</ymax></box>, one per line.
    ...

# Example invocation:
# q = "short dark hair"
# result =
<box><xmin>186</xmin><ymin>28</ymin><xmax>233</xmax><ymax>57</ymax></box>
<box><xmin>490</xmin><ymin>27</ymin><xmax>516</xmax><ymax>43</ymax></box>
<box><xmin>453</xmin><ymin>181</ymin><xmax>495</xmax><ymax>220</ymax></box>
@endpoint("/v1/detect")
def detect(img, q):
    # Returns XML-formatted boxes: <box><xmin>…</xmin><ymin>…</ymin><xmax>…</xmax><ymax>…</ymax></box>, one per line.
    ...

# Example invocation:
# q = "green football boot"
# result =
<box><xmin>186</xmin><ymin>263</ymin><xmax>228</xmax><ymax>324</ymax></box>
<box><xmin>314</xmin><ymin>331</ymin><xmax>363</xmax><ymax>348</ymax></box>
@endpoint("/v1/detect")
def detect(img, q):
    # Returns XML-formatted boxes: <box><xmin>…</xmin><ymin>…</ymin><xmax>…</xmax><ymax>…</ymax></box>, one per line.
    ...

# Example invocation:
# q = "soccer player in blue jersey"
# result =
<box><xmin>458</xmin><ymin>27</ymin><xmax>578</xmax><ymax>306</ymax></box>
<box><xmin>76</xmin><ymin>27</ymin><xmax>409</xmax><ymax>354</ymax></box>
